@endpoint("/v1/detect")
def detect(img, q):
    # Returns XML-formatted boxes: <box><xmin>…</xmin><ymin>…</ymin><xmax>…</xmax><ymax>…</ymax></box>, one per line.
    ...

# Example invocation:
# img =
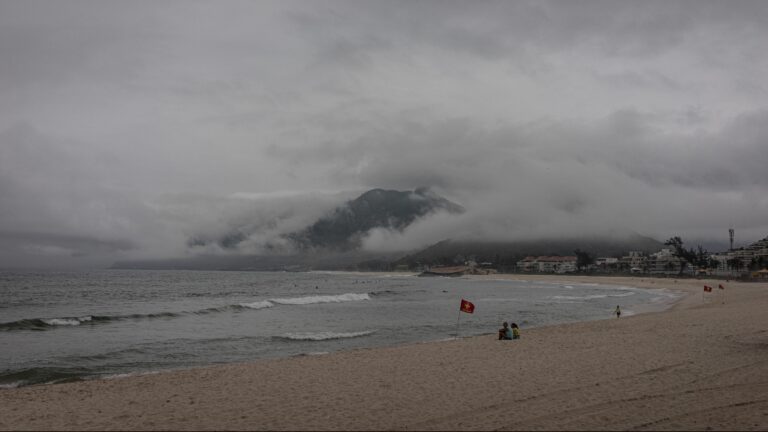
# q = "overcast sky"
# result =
<box><xmin>1</xmin><ymin>0</ymin><xmax>767</xmax><ymax>268</ymax></box>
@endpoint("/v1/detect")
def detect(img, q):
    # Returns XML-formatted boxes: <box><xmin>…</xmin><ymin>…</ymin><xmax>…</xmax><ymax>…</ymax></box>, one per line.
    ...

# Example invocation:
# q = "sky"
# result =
<box><xmin>1</xmin><ymin>0</ymin><xmax>767</xmax><ymax>268</ymax></box>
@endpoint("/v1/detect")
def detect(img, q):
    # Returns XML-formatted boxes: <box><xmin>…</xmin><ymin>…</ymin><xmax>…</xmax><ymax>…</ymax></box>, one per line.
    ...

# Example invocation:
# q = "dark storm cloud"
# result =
<box><xmin>1</xmin><ymin>1</ymin><xmax>768</xmax><ymax>267</ymax></box>
<box><xmin>288</xmin><ymin>0</ymin><xmax>768</xmax><ymax>61</ymax></box>
<box><xmin>594</xmin><ymin>71</ymin><xmax>684</xmax><ymax>92</ymax></box>
<box><xmin>271</xmin><ymin>108</ymin><xmax>768</xmax><ymax>251</ymax></box>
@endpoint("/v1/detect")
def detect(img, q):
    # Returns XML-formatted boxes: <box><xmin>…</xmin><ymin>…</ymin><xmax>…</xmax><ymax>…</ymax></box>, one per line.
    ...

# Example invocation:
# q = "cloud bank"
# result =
<box><xmin>1</xmin><ymin>1</ymin><xmax>767</xmax><ymax>267</ymax></box>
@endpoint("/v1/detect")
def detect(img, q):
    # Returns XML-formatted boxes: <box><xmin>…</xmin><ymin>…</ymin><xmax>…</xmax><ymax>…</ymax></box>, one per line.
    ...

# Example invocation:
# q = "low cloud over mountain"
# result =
<box><xmin>2</xmin><ymin>2</ymin><xmax>768</xmax><ymax>268</ymax></box>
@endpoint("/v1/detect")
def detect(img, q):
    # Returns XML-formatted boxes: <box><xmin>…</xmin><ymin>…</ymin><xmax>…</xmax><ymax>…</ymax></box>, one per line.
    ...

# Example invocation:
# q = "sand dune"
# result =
<box><xmin>2</xmin><ymin>276</ymin><xmax>767</xmax><ymax>430</ymax></box>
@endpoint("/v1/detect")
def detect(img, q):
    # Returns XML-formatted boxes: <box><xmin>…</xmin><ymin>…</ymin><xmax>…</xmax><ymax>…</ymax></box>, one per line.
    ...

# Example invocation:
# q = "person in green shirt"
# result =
<box><xmin>511</xmin><ymin>322</ymin><xmax>520</xmax><ymax>339</ymax></box>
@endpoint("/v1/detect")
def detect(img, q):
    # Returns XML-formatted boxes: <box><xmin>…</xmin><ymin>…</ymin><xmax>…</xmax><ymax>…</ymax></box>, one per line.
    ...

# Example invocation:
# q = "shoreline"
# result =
<box><xmin>0</xmin><ymin>273</ymin><xmax>672</xmax><ymax>390</ymax></box>
<box><xmin>2</xmin><ymin>276</ymin><xmax>767</xmax><ymax>430</ymax></box>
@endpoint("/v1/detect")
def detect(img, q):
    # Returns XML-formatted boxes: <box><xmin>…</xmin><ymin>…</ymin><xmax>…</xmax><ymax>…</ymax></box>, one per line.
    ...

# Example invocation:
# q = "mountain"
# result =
<box><xmin>393</xmin><ymin>234</ymin><xmax>664</xmax><ymax>271</ymax></box>
<box><xmin>113</xmin><ymin>188</ymin><xmax>464</xmax><ymax>270</ymax></box>
<box><xmin>112</xmin><ymin>187</ymin><xmax>667</xmax><ymax>272</ymax></box>
<box><xmin>287</xmin><ymin>187</ymin><xmax>464</xmax><ymax>251</ymax></box>
<box><xmin>113</xmin><ymin>233</ymin><xmax>665</xmax><ymax>272</ymax></box>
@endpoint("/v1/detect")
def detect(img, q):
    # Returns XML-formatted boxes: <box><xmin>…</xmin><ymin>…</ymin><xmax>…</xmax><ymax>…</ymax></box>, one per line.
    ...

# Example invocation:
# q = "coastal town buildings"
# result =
<box><xmin>619</xmin><ymin>251</ymin><xmax>646</xmax><ymax>273</ymax></box>
<box><xmin>516</xmin><ymin>256</ymin><xmax>577</xmax><ymax>273</ymax></box>
<box><xmin>647</xmin><ymin>248</ymin><xmax>684</xmax><ymax>275</ymax></box>
<box><xmin>594</xmin><ymin>257</ymin><xmax>619</xmax><ymax>272</ymax></box>
<box><xmin>706</xmin><ymin>236</ymin><xmax>768</xmax><ymax>277</ymax></box>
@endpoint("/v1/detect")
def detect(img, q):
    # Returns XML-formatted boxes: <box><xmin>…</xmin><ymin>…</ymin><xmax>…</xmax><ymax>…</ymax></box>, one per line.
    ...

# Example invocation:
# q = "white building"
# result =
<box><xmin>648</xmin><ymin>248</ymin><xmax>684</xmax><ymax>274</ymax></box>
<box><xmin>516</xmin><ymin>256</ymin><xmax>577</xmax><ymax>273</ymax></box>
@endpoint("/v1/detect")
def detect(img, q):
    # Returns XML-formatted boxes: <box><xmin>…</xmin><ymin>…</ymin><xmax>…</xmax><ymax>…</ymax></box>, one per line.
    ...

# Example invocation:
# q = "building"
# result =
<box><xmin>594</xmin><ymin>257</ymin><xmax>619</xmax><ymax>272</ymax></box>
<box><xmin>516</xmin><ymin>256</ymin><xmax>577</xmax><ymax>273</ymax></box>
<box><xmin>710</xmin><ymin>236</ymin><xmax>768</xmax><ymax>277</ymax></box>
<box><xmin>647</xmin><ymin>248</ymin><xmax>684</xmax><ymax>275</ymax></box>
<box><xmin>619</xmin><ymin>251</ymin><xmax>646</xmax><ymax>273</ymax></box>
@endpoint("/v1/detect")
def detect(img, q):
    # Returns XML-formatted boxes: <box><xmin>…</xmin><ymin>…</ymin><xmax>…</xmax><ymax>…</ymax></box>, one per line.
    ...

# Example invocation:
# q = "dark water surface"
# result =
<box><xmin>0</xmin><ymin>270</ymin><xmax>679</xmax><ymax>387</ymax></box>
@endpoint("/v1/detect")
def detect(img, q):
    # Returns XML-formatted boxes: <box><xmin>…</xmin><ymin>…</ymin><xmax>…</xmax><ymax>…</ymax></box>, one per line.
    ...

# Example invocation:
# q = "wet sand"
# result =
<box><xmin>2</xmin><ymin>275</ymin><xmax>768</xmax><ymax>430</ymax></box>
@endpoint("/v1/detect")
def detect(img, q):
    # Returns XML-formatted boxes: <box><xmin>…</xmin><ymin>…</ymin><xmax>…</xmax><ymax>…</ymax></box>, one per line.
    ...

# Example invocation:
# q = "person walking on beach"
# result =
<box><xmin>615</xmin><ymin>305</ymin><xmax>621</xmax><ymax>318</ymax></box>
<box><xmin>511</xmin><ymin>322</ymin><xmax>521</xmax><ymax>339</ymax></box>
<box><xmin>498</xmin><ymin>321</ymin><xmax>512</xmax><ymax>340</ymax></box>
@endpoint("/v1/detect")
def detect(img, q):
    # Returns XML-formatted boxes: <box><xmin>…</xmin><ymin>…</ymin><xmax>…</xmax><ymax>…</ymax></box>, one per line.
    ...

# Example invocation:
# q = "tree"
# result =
<box><xmin>664</xmin><ymin>236</ymin><xmax>697</xmax><ymax>275</ymax></box>
<box><xmin>707</xmin><ymin>257</ymin><xmax>721</xmax><ymax>270</ymax></box>
<box><xmin>664</xmin><ymin>261</ymin><xmax>676</xmax><ymax>274</ymax></box>
<box><xmin>574</xmin><ymin>249</ymin><xmax>595</xmax><ymax>272</ymax></box>
<box><xmin>727</xmin><ymin>257</ymin><xmax>743</xmax><ymax>274</ymax></box>
<box><xmin>694</xmin><ymin>245</ymin><xmax>710</xmax><ymax>268</ymax></box>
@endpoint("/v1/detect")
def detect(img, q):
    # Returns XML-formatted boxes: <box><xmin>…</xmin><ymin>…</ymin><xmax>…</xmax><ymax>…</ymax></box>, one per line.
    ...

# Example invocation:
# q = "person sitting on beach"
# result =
<box><xmin>511</xmin><ymin>322</ymin><xmax>521</xmax><ymax>340</ymax></box>
<box><xmin>498</xmin><ymin>321</ymin><xmax>512</xmax><ymax>340</ymax></box>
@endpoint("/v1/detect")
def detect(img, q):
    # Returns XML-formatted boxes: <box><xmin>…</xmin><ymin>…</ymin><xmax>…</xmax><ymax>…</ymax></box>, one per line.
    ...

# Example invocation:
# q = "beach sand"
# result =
<box><xmin>2</xmin><ymin>275</ymin><xmax>768</xmax><ymax>430</ymax></box>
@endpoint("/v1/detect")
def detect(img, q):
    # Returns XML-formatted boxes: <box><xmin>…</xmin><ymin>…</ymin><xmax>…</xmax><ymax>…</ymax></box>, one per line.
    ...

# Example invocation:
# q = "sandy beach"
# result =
<box><xmin>2</xmin><ymin>275</ymin><xmax>768</xmax><ymax>431</ymax></box>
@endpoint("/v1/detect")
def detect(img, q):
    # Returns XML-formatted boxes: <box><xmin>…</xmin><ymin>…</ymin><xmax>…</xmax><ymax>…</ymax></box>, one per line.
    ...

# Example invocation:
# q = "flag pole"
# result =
<box><xmin>456</xmin><ymin>309</ymin><xmax>462</xmax><ymax>338</ymax></box>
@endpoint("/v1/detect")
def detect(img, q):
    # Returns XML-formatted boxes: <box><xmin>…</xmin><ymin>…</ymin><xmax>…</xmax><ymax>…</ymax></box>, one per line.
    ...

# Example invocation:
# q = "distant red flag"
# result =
<box><xmin>719</xmin><ymin>284</ymin><xmax>725</xmax><ymax>290</ymax></box>
<box><xmin>459</xmin><ymin>299</ymin><xmax>475</xmax><ymax>314</ymax></box>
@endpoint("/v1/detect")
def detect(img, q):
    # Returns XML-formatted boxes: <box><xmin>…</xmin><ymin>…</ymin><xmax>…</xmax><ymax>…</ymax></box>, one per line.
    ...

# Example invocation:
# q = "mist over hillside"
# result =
<box><xmin>113</xmin><ymin>188</ymin><xmax>669</xmax><ymax>271</ymax></box>
<box><xmin>3</xmin><ymin>2</ymin><xmax>768</xmax><ymax>270</ymax></box>
<box><xmin>288</xmin><ymin>188</ymin><xmax>464</xmax><ymax>251</ymax></box>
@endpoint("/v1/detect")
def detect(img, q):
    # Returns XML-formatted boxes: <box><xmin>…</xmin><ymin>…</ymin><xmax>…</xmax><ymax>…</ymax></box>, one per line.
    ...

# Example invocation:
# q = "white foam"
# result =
<box><xmin>551</xmin><ymin>294</ymin><xmax>602</xmax><ymax>300</ymax></box>
<box><xmin>611</xmin><ymin>291</ymin><xmax>637</xmax><ymax>298</ymax></box>
<box><xmin>551</xmin><ymin>291</ymin><xmax>636</xmax><ymax>301</ymax></box>
<box><xmin>282</xmin><ymin>330</ymin><xmax>376</xmax><ymax>341</ymax></box>
<box><xmin>0</xmin><ymin>381</ymin><xmax>25</xmax><ymax>389</ymax></box>
<box><xmin>238</xmin><ymin>301</ymin><xmax>274</xmax><ymax>310</ymax></box>
<box><xmin>271</xmin><ymin>293</ymin><xmax>370</xmax><ymax>305</ymax></box>
<box><xmin>102</xmin><ymin>370</ymin><xmax>160</xmax><ymax>381</ymax></box>
<box><xmin>42</xmin><ymin>316</ymin><xmax>93</xmax><ymax>326</ymax></box>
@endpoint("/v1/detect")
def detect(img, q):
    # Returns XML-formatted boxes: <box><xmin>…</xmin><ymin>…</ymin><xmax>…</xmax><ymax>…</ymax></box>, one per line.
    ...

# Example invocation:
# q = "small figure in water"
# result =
<box><xmin>498</xmin><ymin>321</ymin><xmax>512</xmax><ymax>340</ymax></box>
<box><xmin>511</xmin><ymin>322</ymin><xmax>521</xmax><ymax>339</ymax></box>
<box><xmin>615</xmin><ymin>305</ymin><xmax>621</xmax><ymax>318</ymax></box>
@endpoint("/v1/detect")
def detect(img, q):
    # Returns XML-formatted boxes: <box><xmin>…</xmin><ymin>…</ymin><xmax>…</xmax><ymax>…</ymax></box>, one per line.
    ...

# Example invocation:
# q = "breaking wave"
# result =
<box><xmin>276</xmin><ymin>330</ymin><xmax>376</xmax><ymax>341</ymax></box>
<box><xmin>270</xmin><ymin>293</ymin><xmax>370</xmax><ymax>305</ymax></box>
<box><xmin>1</xmin><ymin>293</ymin><xmax>372</xmax><ymax>332</ymax></box>
<box><xmin>0</xmin><ymin>315</ymin><xmax>113</xmax><ymax>331</ymax></box>
<box><xmin>551</xmin><ymin>291</ymin><xmax>637</xmax><ymax>301</ymax></box>
<box><xmin>237</xmin><ymin>301</ymin><xmax>275</xmax><ymax>310</ymax></box>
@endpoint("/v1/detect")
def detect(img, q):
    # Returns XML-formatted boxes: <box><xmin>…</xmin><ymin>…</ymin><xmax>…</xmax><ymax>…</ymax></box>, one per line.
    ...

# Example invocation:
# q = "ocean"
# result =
<box><xmin>0</xmin><ymin>270</ymin><xmax>680</xmax><ymax>388</ymax></box>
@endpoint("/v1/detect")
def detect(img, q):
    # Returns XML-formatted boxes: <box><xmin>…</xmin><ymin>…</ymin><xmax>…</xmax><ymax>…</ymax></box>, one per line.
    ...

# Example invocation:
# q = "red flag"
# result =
<box><xmin>719</xmin><ymin>284</ymin><xmax>725</xmax><ymax>290</ymax></box>
<box><xmin>459</xmin><ymin>299</ymin><xmax>475</xmax><ymax>314</ymax></box>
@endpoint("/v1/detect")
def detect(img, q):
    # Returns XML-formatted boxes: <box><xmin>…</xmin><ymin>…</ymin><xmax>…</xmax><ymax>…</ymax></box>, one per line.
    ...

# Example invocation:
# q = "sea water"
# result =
<box><xmin>0</xmin><ymin>270</ymin><xmax>680</xmax><ymax>388</ymax></box>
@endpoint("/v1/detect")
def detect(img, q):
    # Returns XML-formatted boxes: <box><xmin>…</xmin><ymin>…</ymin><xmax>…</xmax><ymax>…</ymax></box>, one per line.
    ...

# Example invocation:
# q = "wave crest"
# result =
<box><xmin>551</xmin><ymin>291</ymin><xmax>637</xmax><ymax>301</ymax></box>
<box><xmin>1</xmin><ymin>293</ymin><xmax>372</xmax><ymax>332</ymax></box>
<box><xmin>42</xmin><ymin>316</ymin><xmax>94</xmax><ymax>326</ymax></box>
<box><xmin>271</xmin><ymin>293</ymin><xmax>370</xmax><ymax>305</ymax></box>
<box><xmin>238</xmin><ymin>301</ymin><xmax>275</xmax><ymax>310</ymax></box>
<box><xmin>278</xmin><ymin>330</ymin><xmax>376</xmax><ymax>341</ymax></box>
